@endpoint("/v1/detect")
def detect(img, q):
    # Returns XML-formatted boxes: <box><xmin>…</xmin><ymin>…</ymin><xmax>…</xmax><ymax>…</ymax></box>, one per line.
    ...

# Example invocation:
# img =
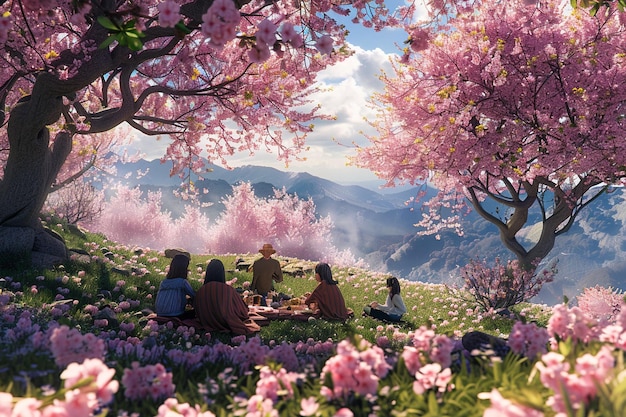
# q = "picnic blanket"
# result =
<box><xmin>248</xmin><ymin>305</ymin><xmax>315</xmax><ymax>322</ymax></box>
<box><xmin>148</xmin><ymin>312</ymin><xmax>271</xmax><ymax>331</ymax></box>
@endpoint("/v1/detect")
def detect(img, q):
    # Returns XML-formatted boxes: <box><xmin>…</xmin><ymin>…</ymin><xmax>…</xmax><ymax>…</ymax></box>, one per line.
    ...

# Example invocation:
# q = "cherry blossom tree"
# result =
<box><xmin>207</xmin><ymin>182</ymin><xmax>357</xmax><ymax>265</ymax></box>
<box><xmin>0</xmin><ymin>0</ymin><xmax>411</xmax><ymax>268</ymax></box>
<box><xmin>86</xmin><ymin>186</ymin><xmax>175</xmax><ymax>250</ymax></box>
<box><xmin>44</xmin><ymin>179</ymin><xmax>105</xmax><ymax>225</ymax></box>
<box><xmin>84</xmin><ymin>182</ymin><xmax>357</xmax><ymax>264</ymax></box>
<box><xmin>356</xmin><ymin>0</ymin><xmax>626</xmax><ymax>269</ymax></box>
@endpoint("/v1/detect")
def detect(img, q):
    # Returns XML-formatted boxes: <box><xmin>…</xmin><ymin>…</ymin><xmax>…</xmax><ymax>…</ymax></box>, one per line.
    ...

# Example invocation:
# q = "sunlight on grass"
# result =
<box><xmin>0</xmin><ymin>216</ymin><xmax>564</xmax><ymax>416</ymax></box>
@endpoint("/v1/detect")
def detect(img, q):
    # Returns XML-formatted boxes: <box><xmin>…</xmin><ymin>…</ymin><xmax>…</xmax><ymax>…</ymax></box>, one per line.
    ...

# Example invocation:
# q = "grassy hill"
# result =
<box><xmin>0</xmin><ymin>216</ymin><xmax>626</xmax><ymax>417</ymax></box>
<box><xmin>2</xmin><ymin>217</ymin><xmax>552</xmax><ymax>345</ymax></box>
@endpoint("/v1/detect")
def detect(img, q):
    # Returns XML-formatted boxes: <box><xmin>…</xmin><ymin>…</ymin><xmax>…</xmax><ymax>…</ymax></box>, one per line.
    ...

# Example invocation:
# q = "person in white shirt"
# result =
<box><xmin>363</xmin><ymin>277</ymin><xmax>407</xmax><ymax>322</ymax></box>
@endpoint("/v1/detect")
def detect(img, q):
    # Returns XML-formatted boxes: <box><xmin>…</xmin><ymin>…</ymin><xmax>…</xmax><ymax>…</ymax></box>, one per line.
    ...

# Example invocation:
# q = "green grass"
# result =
<box><xmin>0</xmin><ymin>217</ymin><xmax>572</xmax><ymax>417</ymax></box>
<box><xmin>0</xmin><ymin>216</ymin><xmax>554</xmax><ymax>347</ymax></box>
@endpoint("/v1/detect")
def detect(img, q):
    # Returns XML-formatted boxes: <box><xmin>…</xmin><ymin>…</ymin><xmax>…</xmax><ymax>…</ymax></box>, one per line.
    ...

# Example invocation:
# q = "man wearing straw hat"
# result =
<box><xmin>250</xmin><ymin>243</ymin><xmax>283</xmax><ymax>305</ymax></box>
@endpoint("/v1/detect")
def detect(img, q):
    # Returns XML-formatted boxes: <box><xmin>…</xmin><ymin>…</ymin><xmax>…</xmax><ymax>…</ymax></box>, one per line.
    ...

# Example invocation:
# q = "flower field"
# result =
<box><xmin>1</xmin><ymin>220</ymin><xmax>626</xmax><ymax>417</ymax></box>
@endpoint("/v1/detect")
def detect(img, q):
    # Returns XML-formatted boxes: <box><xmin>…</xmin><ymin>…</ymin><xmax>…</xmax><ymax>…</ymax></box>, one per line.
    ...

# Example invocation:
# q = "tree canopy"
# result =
<box><xmin>356</xmin><ymin>0</ymin><xmax>626</xmax><ymax>267</ymax></box>
<box><xmin>0</xmin><ymin>0</ymin><xmax>411</xmax><ymax>266</ymax></box>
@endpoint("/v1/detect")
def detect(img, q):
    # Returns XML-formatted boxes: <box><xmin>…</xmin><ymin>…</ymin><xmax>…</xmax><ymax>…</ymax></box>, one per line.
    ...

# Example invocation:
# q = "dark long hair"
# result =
<box><xmin>166</xmin><ymin>254</ymin><xmax>190</xmax><ymax>279</ymax></box>
<box><xmin>315</xmin><ymin>262</ymin><xmax>338</xmax><ymax>285</ymax></box>
<box><xmin>204</xmin><ymin>259</ymin><xmax>226</xmax><ymax>284</ymax></box>
<box><xmin>386</xmin><ymin>277</ymin><xmax>401</xmax><ymax>296</ymax></box>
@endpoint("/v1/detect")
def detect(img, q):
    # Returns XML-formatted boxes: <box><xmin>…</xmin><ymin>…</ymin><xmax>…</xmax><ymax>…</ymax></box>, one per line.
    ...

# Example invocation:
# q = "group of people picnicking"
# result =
<box><xmin>154</xmin><ymin>243</ymin><xmax>407</xmax><ymax>335</ymax></box>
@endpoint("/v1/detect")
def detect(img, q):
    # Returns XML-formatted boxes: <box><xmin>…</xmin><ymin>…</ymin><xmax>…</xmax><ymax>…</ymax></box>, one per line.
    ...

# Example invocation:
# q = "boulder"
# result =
<box><xmin>0</xmin><ymin>226</ymin><xmax>68</xmax><ymax>269</ymax></box>
<box><xmin>165</xmin><ymin>248</ymin><xmax>191</xmax><ymax>259</ymax></box>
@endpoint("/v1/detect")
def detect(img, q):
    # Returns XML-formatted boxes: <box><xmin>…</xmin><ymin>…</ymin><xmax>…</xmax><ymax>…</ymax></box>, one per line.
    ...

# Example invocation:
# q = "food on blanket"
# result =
<box><xmin>286</xmin><ymin>297</ymin><xmax>304</xmax><ymax>306</ymax></box>
<box><xmin>243</xmin><ymin>294</ymin><xmax>264</xmax><ymax>305</ymax></box>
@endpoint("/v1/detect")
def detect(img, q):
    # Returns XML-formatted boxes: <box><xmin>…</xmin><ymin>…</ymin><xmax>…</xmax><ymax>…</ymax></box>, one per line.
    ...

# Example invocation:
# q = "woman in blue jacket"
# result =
<box><xmin>155</xmin><ymin>254</ymin><xmax>195</xmax><ymax>319</ymax></box>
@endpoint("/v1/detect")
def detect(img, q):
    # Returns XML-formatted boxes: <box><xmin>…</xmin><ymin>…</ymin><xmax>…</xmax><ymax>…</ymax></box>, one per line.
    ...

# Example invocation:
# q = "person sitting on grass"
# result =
<box><xmin>195</xmin><ymin>259</ymin><xmax>261</xmax><ymax>335</ymax></box>
<box><xmin>154</xmin><ymin>254</ymin><xmax>196</xmax><ymax>320</ymax></box>
<box><xmin>304</xmin><ymin>262</ymin><xmax>352</xmax><ymax>321</ymax></box>
<box><xmin>362</xmin><ymin>277</ymin><xmax>407</xmax><ymax>322</ymax></box>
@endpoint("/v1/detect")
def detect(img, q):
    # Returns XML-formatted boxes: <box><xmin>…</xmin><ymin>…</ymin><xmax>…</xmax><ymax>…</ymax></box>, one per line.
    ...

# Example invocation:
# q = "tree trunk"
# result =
<box><xmin>470</xmin><ymin>181</ymin><xmax>596</xmax><ymax>271</ymax></box>
<box><xmin>0</xmin><ymin>74</ymin><xmax>73</xmax><ymax>268</ymax></box>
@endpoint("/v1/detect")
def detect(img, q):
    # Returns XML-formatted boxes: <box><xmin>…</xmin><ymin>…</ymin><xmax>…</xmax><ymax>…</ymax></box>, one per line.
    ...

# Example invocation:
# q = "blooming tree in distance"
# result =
<box><xmin>85</xmin><ymin>182</ymin><xmax>356</xmax><ymax>265</ymax></box>
<box><xmin>0</xmin><ymin>0</ymin><xmax>412</xmax><ymax>268</ymax></box>
<box><xmin>208</xmin><ymin>182</ymin><xmax>356</xmax><ymax>264</ymax></box>
<box><xmin>356</xmin><ymin>0</ymin><xmax>626</xmax><ymax>269</ymax></box>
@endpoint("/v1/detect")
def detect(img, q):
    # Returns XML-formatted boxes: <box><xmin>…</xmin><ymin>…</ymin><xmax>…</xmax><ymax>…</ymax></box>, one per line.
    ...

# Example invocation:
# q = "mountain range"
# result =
<box><xmin>112</xmin><ymin>159</ymin><xmax>626</xmax><ymax>306</ymax></box>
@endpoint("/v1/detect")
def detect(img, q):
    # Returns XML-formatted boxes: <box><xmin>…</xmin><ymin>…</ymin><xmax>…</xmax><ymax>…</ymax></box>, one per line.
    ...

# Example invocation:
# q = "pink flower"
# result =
<box><xmin>94</xmin><ymin>319</ymin><xmax>108</xmax><ymax>328</ymax></box>
<box><xmin>321</xmin><ymin>340</ymin><xmax>385</xmax><ymax>400</ymax></box>
<box><xmin>412</xmin><ymin>363</ymin><xmax>452</xmax><ymax>395</ymax></box>
<box><xmin>376</xmin><ymin>336</ymin><xmax>390</xmax><ymax>348</ymax></box>
<box><xmin>11</xmin><ymin>398</ymin><xmax>42</xmax><ymax>417</ymax></box>
<box><xmin>246</xmin><ymin>394</ymin><xmax>277</xmax><ymax>417</ymax></box>
<box><xmin>156</xmin><ymin>398</ymin><xmax>217</xmax><ymax>417</ymax></box>
<box><xmin>333</xmin><ymin>408</ymin><xmax>354</xmax><ymax>417</ymax></box>
<box><xmin>479</xmin><ymin>389</ymin><xmax>544</xmax><ymax>417</ymax></box>
<box><xmin>256</xmin><ymin>19</ymin><xmax>277</xmax><ymax>46</ymax></box>
<box><xmin>122</xmin><ymin>362</ymin><xmax>175</xmax><ymax>401</ymax></box>
<box><xmin>279</xmin><ymin>23</ymin><xmax>303</xmax><ymax>48</ymax></box>
<box><xmin>507</xmin><ymin>321</ymin><xmax>549</xmax><ymax>358</ymax></box>
<box><xmin>157</xmin><ymin>1</ymin><xmax>181</xmax><ymax>27</ymax></box>
<box><xmin>50</xmin><ymin>326</ymin><xmax>106</xmax><ymax>368</ymax></box>
<box><xmin>0</xmin><ymin>393</ymin><xmax>13</xmax><ymax>416</ymax></box>
<box><xmin>320</xmin><ymin>386</ymin><xmax>333</xmax><ymax>401</ymax></box>
<box><xmin>201</xmin><ymin>0</ymin><xmax>240</xmax><ymax>47</ymax></box>
<box><xmin>315</xmin><ymin>35</ymin><xmax>333</xmax><ymax>55</ymax></box>
<box><xmin>255</xmin><ymin>366</ymin><xmax>301</xmax><ymax>402</ymax></box>
<box><xmin>299</xmin><ymin>397</ymin><xmax>319</xmax><ymax>416</ymax></box>
<box><xmin>409</xmin><ymin>27</ymin><xmax>430</xmax><ymax>52</ymax></box>
<box><xmin>60</xmin><ymin>358</ymin><xmax>119</xmax><ymax>405</ymax></box>
<box><xmin>248</xmin><ymin>43</ymin><xmax>271</xmax><ymax>63</ymax></box>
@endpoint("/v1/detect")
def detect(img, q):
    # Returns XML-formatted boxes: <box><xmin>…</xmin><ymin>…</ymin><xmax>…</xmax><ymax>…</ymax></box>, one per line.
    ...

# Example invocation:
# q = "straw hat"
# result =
<box><xmin>259</xmin><ymin>243</ymin><xmax>276</xmax><ymax>254</ymax></box>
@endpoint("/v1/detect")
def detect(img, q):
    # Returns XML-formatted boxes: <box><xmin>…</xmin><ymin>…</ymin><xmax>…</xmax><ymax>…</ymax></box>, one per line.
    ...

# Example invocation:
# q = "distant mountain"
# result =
<box><xmin>110</xmin><ymin>159</ymin><xmax>626</xmax><ymax>306</ymax></box>
<box><xmin>114</xmin><ymin>159</ymin><xmax>420</xmax><ymax>213</ymax></box>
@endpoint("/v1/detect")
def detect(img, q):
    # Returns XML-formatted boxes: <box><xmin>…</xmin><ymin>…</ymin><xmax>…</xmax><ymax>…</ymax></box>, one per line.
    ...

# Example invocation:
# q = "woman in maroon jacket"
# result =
<box><xmin>304</xmin><ymin>262</ymin><xmax>350</xmax><ymax>320</ymax></box>
<box><xmin>195</xmin><ymin>259</ymin><xmax>260</xmax><ymax>335</ymax></box>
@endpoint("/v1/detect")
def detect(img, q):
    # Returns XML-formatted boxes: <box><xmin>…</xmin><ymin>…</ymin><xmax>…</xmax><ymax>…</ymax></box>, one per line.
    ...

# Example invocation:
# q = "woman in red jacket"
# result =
<box><xmin>304</xmin><ymin>262</ymin><xmax>351</xmax><ymax>321</ymax></box>
<box><xmin>195</xmin><ymin>259</ymin><xmax>260</xmax><ymax>335</ymax></box>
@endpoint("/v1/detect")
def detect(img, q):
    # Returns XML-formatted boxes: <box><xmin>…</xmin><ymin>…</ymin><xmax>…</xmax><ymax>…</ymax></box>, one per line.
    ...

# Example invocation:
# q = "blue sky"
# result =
<box><xmin>129</xmin><ymin>10</ymin><xmax>412</xmax><ymax>187</ymax></box>
<box><xmin>221</xmin><ymin>19</ymin><xmax>409</xmax><ymax>186</ymax></box>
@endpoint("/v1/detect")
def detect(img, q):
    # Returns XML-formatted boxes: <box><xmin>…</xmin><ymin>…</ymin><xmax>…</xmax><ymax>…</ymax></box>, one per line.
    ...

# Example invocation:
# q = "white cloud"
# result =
<box><xmin>123</xmin><ymin>46</ymin><xmax>397</xmax><ymax>185</ymax></box>
<box><xmin>225</xmin><ymin>46</ymin><xmax>396</xmax><ymax>183</ymax></box>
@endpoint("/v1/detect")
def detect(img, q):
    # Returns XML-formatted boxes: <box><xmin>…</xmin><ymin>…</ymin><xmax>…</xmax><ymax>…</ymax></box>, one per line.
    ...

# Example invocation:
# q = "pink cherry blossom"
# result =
<box><xmin>355</xmin><ymin>0</ymin><xmax>626</xmax><ymax>269</ymax></box>
<box><xmin>315</xmin><ymin>35</ymin><xmax>333</xmax><ymax>55</ymax></box>
<box><xmin>279</xmin><ymin>23</ymin><xmax>303</xmax><ymax>48</ymax></box>
<box><xmin>256</xmin><ymin>19</ymin><xmax>278</xmax><ymax>46</ymax></box>
<box><xmin>157</xmin><ymin>1</ymin><xmax>180</xmax><ymax>28</ymax></box>
<box><xmin>248</xmin><ymin>43</ymin><xmax>272</xmax><ymax>63</ymax></box>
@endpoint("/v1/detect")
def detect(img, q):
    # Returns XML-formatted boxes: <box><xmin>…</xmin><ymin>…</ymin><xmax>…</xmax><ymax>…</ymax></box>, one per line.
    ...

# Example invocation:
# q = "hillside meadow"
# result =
<box><xmin>2</xmin><ymin>217</ymin><xmax>625</xmax><ymax>416</ymax></box>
